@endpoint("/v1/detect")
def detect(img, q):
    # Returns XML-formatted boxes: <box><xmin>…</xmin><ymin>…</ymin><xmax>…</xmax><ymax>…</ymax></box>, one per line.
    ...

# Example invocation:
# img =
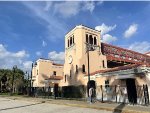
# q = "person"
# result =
<box><xmin>89</xmin><ymin>87</ymin><xmax>94</xmax><ymax>103</ymax></box>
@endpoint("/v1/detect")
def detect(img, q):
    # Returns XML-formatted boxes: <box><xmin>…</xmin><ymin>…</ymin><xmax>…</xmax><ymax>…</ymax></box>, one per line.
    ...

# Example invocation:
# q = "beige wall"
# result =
<box><xmin>32</xmin><ymin>59</ymin><xmax>63</xmax><ymax>87</ymax></box>
<box><xmin>62</xmin><ymin>25</ymin><xmax>107</xmax><ymax>86</ymax></box>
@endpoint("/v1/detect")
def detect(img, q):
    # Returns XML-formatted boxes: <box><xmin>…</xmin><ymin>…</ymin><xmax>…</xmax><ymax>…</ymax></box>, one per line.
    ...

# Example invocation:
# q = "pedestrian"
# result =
<box><xmin>89</xmin><ymin>87</ymin><xmax>94</xmax><ymax>103</ymax></box>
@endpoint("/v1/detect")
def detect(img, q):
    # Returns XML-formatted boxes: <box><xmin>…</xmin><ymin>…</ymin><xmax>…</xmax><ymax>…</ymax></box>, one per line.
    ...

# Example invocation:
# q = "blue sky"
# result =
<box><xmin>0</xmin><ymin>1</ymin><xmax>150</xmax><ymax>71</ymax></box>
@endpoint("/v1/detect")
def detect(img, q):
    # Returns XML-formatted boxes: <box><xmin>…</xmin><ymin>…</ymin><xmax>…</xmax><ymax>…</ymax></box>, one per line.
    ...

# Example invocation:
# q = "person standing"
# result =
<box><xmin>89</xmin><ymin>87</ymin><xmax>94</xmax><ymax>103</ymax></box>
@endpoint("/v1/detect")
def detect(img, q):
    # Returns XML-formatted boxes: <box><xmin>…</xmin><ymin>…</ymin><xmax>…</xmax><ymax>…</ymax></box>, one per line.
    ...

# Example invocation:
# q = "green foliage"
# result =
<box><xmin>0</xmin><ymin>67</ymin><xmax>25</xmax><ymax>93</ymax></box>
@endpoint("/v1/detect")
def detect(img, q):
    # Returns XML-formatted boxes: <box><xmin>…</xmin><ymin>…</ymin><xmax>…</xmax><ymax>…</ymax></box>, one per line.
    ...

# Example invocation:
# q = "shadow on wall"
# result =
<box><xmin>62</xmin><ymin>64</ymin><xmax>87</xmax><ymax>98</ymax></box>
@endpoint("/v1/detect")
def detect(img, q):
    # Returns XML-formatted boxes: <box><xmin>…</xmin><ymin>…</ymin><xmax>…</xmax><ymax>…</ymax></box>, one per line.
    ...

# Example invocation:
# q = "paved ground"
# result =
<box><xmin>0</xmin><ymin>96</ymin><xmax>150</xmax><ymax>113</ymax></box>
<box><xmin>0</xmin><ymin>97</ymin><xmax>112</xmax><ymax>113</ymax></box>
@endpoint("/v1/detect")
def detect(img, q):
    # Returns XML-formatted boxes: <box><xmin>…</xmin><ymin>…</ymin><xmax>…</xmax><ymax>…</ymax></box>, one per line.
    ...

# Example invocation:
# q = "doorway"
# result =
<box><xmin>87</xmin><ymin>80</ymin><xmax>96</xmax><ymax>97</ymax></box>
<box><xmin>54</xmin><ymin>84</ymin><xmax>59</xmax><ymax>99</ymax></box>
<box><xmin>126</xmin><ymin>79</ymin><xmax>137</xmax><ymax>104</ymax></box>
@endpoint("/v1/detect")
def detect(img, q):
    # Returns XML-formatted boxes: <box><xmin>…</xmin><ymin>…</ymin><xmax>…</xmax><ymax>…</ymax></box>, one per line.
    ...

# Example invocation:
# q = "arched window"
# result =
<box><xmin>86</xmin><ymin>34</ymin><xmax>88</xmax><ymax>43</ymax></box>
<box><xmin>89</xmin><ymin>35</ymin><xmax>93</xmax><ymax>45</ymax></box>
<box><xmin>76</xmin><ymin>65</ymin><xmax>78</xmax><ymax>73</ymax></box>
<box><xmin>70</xmin><ymin>37</ymin><xmax>72</xmax><ymax>46</ymax></box>
<box><xmin>94</xmin><ymin>37</ymin><xmax>97</xmax><ymax>45</ymax></box>
<box><xmin>70</xmin><ymin>70</ymin><xmax>72</xmax><ymax>78</ymax></box>
<box><xmin>102</xmin><ymin>60</ymin><xmax>105</xmax><ymax>68</ymax></box>
<box><xmin>65</xmin><ymin>75</ymin><xmax>67</xmax><ymax>82</ymax></box>
<box><xmin>73</xmin><ymin>35</ymin><xmax>74</xmax><ymax>44</ymax></box>
<box><xmin>82</xmin><ymin>64</ymin><xmax>85</xmax><ymax>73</ymax></box>
<box><xmin>68</xmin><ymin>39</ymin><xmax>70</xmax><ymax>47</ymax></box>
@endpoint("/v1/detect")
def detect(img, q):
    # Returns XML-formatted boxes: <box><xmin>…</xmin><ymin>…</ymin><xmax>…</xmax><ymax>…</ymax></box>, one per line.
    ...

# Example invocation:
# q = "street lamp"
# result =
<box><xmin>85</xmin><ymin>43</ymin><xmax>99</xmax><ymax>97</ymax></box>
<box><xmin>11</xmin><ymin>65</ymin><xmax>17</xmax><ymax>95</ymax></box>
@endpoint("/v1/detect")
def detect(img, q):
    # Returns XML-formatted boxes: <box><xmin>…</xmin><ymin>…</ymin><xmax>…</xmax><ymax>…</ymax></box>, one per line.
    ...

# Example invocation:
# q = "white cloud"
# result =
<box><xmin>0</xmin><ymin>43</ymin><xmax>31</xmax><ymax>71</ymax></box>
<box><xmin>128</xmin><ymin>41</ymin><xmax>150</xmax><ymax>53</ymax></box>
<box><xmin>95</xmin><ymin>23</ymin><xmax>117</xmax><ymax>44</ymax></box>
<box><xmin>54</xmin><ymin>1</ymin><xmax>100</xmax><ymax>18</ymax></box>
<box><xmin>48</xmin><ymin>51</ymin><xmax>64</xmax><ymax>64</ymax></box>
<box><xmin>36</xmin><ymin>51</ymin><xmax>42</xmax><ymax>56</ymax></box>
<box><xmin>95</xmin><ymin>23</ymin><xmax>116</xmax><ymax>35</ymax></box>
<box><xmin>23</xmin><ymin>61</ymin><xmax>33</xmax><ymax>71</ymax></box>
<box><xmin>42</xmin><ymin>40</ymin><xmax>47</xmax><ymax>47</ymax></box>
<box><xmin>102</xmin><ymin>34</ymin><xmax>117</xmax><ymax>43</ymax></box>
<box><xmin>124</xmin><ymin>24</ymin><xmax>138</xmax><ymax>38</ymax></box>
<box><xmin>23</xmin><ymin>2</ymin><xmax>67</xmax><ymax>41</ymax></box>
<box><xmin>54</xmin><ymin>2</ymin><xmax>81</xmax><ymax>18</ymax></box>
<box><xmin>82</xmin><ymin>1</ymin><xmax>95</xmax><ymax>13</ymax></box>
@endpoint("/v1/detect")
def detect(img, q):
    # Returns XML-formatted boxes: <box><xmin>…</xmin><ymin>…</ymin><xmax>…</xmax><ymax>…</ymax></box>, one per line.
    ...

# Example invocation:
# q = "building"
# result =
<box><xmin>32</xmin><ymin>58</ymin><xmax>63</xmax><ymax>88</ymax></box>
<box><xmin>32</xmin><ymin>25</ymin><xmax>150</xmax><ymax>104</ymax></box>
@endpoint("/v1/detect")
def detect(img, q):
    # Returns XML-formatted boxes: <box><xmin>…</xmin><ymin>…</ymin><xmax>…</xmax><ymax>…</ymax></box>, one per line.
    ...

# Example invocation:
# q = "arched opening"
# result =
<box><xmin>73</xmin><ymin>35</ymin><xmax>74</xmax><ymax>44</ymax></box>
<box><xmin>86</xmin><ymin>34</ymin><xmax>88</xmax><ymax>43</ymax></box>
<box><xmin>70</xmin><ymin>37</ymin><xmax>72</xmax><ymax>46</ymax></box>
<box><xmin>82</xmin><ymin>64</ymin><xmax>85</xmax><ymax>73</ymax></box>
<box><xmin>68</xmin><ymin>39</ymin><xmax>70</xmax><ymax>47</ymax></box>
<box><xmin>76</xmin><ymin>65</ymin><xmax>78</xmax><ymax>73</ymax></box>
<box><xmin>94</xmin><ymin>37</ymin><xmax>97</xmax><ymax>45</ymax></box>
<box><xmin>87</xmin><ymin>80</ymin><xmax>96</xmax><ymax>97</ymax></box>
<box><xmin>89</xmin><ymin>35</ymin><xmax>93</xmax><ymax>45</ymax></box>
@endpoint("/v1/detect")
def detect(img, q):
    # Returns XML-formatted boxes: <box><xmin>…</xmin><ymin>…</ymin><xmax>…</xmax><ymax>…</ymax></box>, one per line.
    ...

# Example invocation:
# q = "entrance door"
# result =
<box><xmin>87</xmin><ymin>80</ymin><xmax>96</xmax><ymax>97</ymax></box>
<box><xmin>54</xmin><ymin>84</ymin><xmax>59</xmax><ymax>98</ymax></box>
<box><xmin>126</xmin><ymin>79</ymin><xmax>137</xmax><ymax>104</ymax></box>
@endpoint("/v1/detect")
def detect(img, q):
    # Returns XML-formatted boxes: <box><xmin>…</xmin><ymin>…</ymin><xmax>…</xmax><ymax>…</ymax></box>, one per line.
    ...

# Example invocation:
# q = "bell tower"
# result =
<box><xmin>62</xmin><ymin>25</ymin><xmax>107</xmax><ymax>86</ymax></box>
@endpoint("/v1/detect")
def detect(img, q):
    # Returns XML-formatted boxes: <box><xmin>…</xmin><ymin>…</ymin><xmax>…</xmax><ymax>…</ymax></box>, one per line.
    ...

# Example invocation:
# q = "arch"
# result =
<box><xmin>82</xmin><ymin>64</ymin><xmax>85</xmax><ymax>73</ymax></box>
<box><xmin>73</xmin><ymin>35</ymin><xmax>74</xmax><ymax>44</ymax></box>
<box><xmin>89</xmin><ymin>35</ymin><xmax>93</xmax><ymax>45</ymax></box>
<box><xmin>68</xmin><ymin>39</ymin><xmax>70</xmax><ymax>47</ymax></box>
<box><xmin>87</xmin><ymin>80</ymin><xmax>96</xmax><ymax>97</ymax></box>
<box><xmin>86</xmin><ymin>34</ymin><xmax>88</xmax><ymax>43</ymax></box>
<box><xmin>76</xmin><ymin>65</ymin><xmax>78</xmax><ymax>73</ymax></box>
<box><xmin>94</xmin><ymin>37</ymin><xmax>97</xmax><ymax>45</ymax></box>
<box><xmin>70</xmin><ymin>37</ymin><xmax>72</xmax><ymax>46</ymax></box>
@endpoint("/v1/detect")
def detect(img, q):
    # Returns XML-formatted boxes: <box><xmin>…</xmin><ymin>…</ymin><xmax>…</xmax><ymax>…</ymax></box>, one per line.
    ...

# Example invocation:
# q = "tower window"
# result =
<box><xmin>68</xmin><ymin>39</ymin><xmax>70</xmax><ymax>47</ymax></box>
<box><xmin>102</xmin><ymin>60</ymin><xmax>105</xmax><ymax>68</ymax></box>
<box><xmin>65</xmin><ymin>75</ymin><xmax>67</xmax><ymax>82</ymax></box>
<box><xmin>94</xmin><ymin>37</ymin><xmax>97</xmax><ymax>45</ymax></box>
<box><xmin>73</xmin><ymin>35</ymin><xmax>74</xmax><ymax>44</ymax></box>
<box><xmin>76</xmin><ymin>65</ymin><xmax>78</xmax><ymax>73</ymax></box>
<box><xmin>82</xmin><ymin>64</ymin><xmax>85</xmax><ymax>73</ymax></box>
<box><xmin>37</xmin><ymin>70</ymin><xmax>38</xmax><ymax>75</ymax></box>
<box><xmin>70</xmin><ymin>37</ymin><xmax>72</xmax><ymax>46</ymax></box>
<box><xmin>89</xmin><ymin>35</ymin><xmax>93</xmax><ymax>45</ymax></box>
<box><xmin>70</xmin><ymin>70</ymin><xmax>72</xmax><ymax>78</ymax></box>
<box><xmin>86</xmin><ymin>34</ymin><xmax>88</xmax><ymax>43</ymax></box>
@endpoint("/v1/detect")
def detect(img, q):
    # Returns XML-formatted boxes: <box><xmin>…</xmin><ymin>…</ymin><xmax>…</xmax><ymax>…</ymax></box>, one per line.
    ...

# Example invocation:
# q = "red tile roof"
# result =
<box><xmin>52</xmin><ymin>63</ymin><xmax>64</xmax><ymax>66</ymax></box>
<box><xmin>88</xmin><ymin>64</ymin><xmax>141</xmax><ymax>76</ymax></box>
<box><xmin>45</xmin><ymin>76</ymin><xmax>63</xmax><ymax>80</ymax></box>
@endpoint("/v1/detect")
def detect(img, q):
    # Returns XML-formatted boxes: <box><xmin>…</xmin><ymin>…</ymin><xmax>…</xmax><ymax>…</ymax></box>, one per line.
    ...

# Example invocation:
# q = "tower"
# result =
<box><xmin>63</xmin><ymin>25</ymin><xmax>107</xmax><ymax>86</ymax></box>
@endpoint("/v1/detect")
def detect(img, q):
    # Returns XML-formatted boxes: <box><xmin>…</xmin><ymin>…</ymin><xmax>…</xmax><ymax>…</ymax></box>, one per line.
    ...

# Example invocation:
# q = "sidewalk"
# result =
<box><xmin>1</xmin><ymin>95</ymin><xmax>150</xmax><ymax>113</ymax></box>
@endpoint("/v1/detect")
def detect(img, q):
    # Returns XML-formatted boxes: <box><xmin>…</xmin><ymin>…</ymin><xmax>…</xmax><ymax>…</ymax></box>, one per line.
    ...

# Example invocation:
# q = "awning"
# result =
<box><xmin>115</xmin><ymin>74</ymin><xmax>135</xmax><ymax>79</ymax></box>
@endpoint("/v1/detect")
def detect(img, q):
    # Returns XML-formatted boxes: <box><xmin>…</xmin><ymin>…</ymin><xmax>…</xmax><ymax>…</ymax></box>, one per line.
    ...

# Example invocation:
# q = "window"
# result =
<box><xmin>37</xmin><ymin>70</ymin><xmax>38</xmax><ymax>75</ymax></box>
<box><xmin>89</xmin><ymin>35</ymin><xmax>93</xmax><ymax>45</ymax></box>
<box><xmin>82</xmin><ymin>64</ymin><xmax>85</xmax><ymax>73</ymax></box>
<box><xmin>53</xmin><ymin>71</ymin><xmax>56</xmax><ymax>76</ymax></box>
<box><xmin>102</xmin><ymin>60</ymin><xmax>105</xmax><ymax>68</ymax></box>
<box><xmin>70</xmin><ymin>70</ymin><xmax>72</xmax><ymax>78</ymax></box>
<box><xmin>86</xmin><ymin>34</ymin><xmax>88</xmax><ymax>43</ymax></box>
<box><xmin>68</xmin><ymin>39</ymin><xmax>70</xmax><ymax>47</ymax></box>
<box><xmin>65</xmin><ymin>75</ymin><xmax>67</xmax><ymax>82</ymax></box>
<box><xmin>105</xmin><ymin>80</ymin><xmax>109</xmax><ymax>88</ymax></box>
<box><xmin>70</xmin><ymin>37</ymin><xmax>72</xmax><ymax>46</ymax></box>
<box><xmin>73</xmin><ymin>35</ymin><xmax>74</xmax><ymax>44</ymax></box>
<box><xmin>76</xmin><ymin>65</ymin><xmax>78</xmax><ymax>73</ymax></box>
<box><xmin>94</xmin><ymin>37</ymin><xmax>97</xmax><ymax>45</ymax></box>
